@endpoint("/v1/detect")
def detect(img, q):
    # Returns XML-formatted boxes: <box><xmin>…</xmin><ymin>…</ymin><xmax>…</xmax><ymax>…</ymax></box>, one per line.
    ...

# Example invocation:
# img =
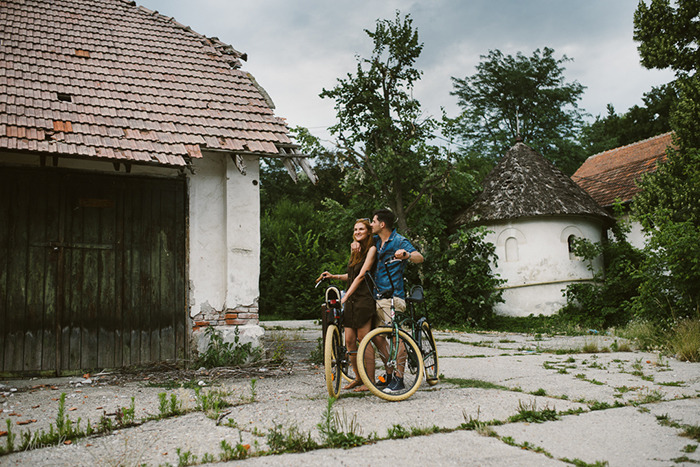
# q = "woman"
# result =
<box><xmin>317</xmin><ymin>218</ymin><xmax>377</xmax><ymax>391</ymax></box>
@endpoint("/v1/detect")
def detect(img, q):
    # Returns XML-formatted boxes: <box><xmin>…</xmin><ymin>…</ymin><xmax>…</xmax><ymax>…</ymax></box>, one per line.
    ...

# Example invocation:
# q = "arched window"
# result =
<box><xmin>505</xmin><ymin>236</ymin><xmax>519</xmax><ymax>262</ymax></box>
<box><xmin>568</xmin><ymin>235</ymin><xmax>577</xmax><ymax>260</ymax></box>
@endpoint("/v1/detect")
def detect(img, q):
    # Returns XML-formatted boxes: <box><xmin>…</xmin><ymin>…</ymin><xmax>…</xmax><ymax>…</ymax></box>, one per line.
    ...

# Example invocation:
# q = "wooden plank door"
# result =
<box><xmin>0</xmin><ymin>168</ymin><xmax>187</xmax><ymax>375</ymax></box>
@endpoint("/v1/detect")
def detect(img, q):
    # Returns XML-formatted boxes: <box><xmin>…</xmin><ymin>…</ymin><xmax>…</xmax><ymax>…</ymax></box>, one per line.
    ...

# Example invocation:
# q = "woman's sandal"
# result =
<box><xmin>343</xmin><ymin>379</ymin><xmax>362</xmax><ymax>390</ymax></box>
<box><xmin>353</xmin><ymin>385</ymin><xmax>369</xmax><ymax>392</ymax></box>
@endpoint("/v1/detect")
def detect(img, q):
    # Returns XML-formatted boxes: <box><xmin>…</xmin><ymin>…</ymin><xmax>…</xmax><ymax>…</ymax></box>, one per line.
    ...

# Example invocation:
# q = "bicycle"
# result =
<box><xmin>356</xmin><ymin>258</ymin><xmax>439</xmax><ymax>401</ymax></box>
<box><xmin>317</xmin><ymin>278</ymin><xmax>354</xmax><ymax>398</ymax></box>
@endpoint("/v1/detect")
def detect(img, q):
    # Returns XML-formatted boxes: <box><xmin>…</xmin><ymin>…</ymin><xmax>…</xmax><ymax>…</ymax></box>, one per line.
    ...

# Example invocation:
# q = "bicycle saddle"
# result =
<box><xmin>406</xmin><ymin>285</ymin><xmax>424</xmax><ymax>303</ymax></box>
<box><xmin>325</xmin><ymin>286</ymin><xmax>342</xmax><ymax>309</ymax></box>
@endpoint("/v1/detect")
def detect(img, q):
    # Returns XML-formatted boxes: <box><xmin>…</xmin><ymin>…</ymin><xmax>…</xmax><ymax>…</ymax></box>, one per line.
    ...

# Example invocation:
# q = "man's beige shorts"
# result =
<box><xmin>375</xmin><ymin>297</ymin><xmax>406</xmax><ymax>325</ymax></box>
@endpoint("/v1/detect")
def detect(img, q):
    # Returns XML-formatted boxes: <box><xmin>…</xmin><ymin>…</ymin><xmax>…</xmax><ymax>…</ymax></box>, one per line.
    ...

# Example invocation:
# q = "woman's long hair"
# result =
<box><xmin>349</xmin><ymin>219</ymin><xmax>373</xmax><ymax>267</ymax></box>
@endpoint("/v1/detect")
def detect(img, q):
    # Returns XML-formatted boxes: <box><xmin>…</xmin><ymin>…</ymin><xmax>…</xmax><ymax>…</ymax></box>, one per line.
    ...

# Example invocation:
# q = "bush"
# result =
<box><xmin>196</xmin><ymin>326</ymin><xmax>260</xmax><ymax>368</ymax></box>
<box><xmin>668</xmin><ymin>318</ymin><xmax>700</xmax><ymax>362</ymax></box>
<box><xmin>259</xmin><ymin>200</ymin><xmax>343</xmax><ymax>319</ymax></box>
<box><xmin>422</xmin><ymin>227</ymin><xmax>504</xmax><ymax>327</ymax></box>
<box><xmin>560</xmin><ymin>220</ymin><xmax>645</xmax><ymax>329</ymax></box>
<box><xmin>630</xmin><ymin>219</ymin><xmax>700</xmax><ymax>325</ymax></box>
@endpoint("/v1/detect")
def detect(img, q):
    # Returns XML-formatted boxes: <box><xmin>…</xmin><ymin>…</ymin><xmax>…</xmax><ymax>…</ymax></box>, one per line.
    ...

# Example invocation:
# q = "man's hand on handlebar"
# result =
<box><xmin>394</xmin><ymin>249</ymin><xmax>410</xmax><ymax>261</ymax></box>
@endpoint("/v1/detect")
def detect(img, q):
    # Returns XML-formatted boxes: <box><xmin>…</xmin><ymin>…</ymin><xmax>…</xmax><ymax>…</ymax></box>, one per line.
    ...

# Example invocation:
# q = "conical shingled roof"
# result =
<box><xmin>455</xmin><ymin>142</ymin><xmax>613</xmax><ymax>226</ymax></box>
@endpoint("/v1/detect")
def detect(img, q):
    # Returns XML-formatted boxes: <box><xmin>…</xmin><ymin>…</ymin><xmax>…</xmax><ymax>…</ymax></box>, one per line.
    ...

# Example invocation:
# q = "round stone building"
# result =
<box><xmin>455</xmin><ymin>140</ymin><xmax>614</xmax><ymax>317</ymax></box>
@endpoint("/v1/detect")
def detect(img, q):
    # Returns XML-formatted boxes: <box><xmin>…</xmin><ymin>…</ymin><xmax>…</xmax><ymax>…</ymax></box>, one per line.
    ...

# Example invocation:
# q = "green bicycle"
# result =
<box><xmin>356</xmin><ymin>258</ymin><xmax>439</xmax><ymax>401</ymax></box>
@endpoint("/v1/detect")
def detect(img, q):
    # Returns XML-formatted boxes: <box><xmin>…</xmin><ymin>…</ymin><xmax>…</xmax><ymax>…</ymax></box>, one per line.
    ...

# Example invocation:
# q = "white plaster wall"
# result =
<box><xmin>188</xmin><ymin>153</ymin><xmax>261</xmax><ymax>317</ymax></box>
<box><xmin>485</xmin><ymin>217</ymin><xmax>604</xmax><ymax>316</ymax></box>
<box><xmin>224</xmin><ymin>155</ymin><xmax>260</xmax><ymax>308</ymax></box>
<box><xmin>188</xmin><ymin>155</ymin><xmax>228</xmax><ymax>316</ymax></box>
<box><xmin>617</xmin><ymin>213</ymin><xmax>647</xmax><ymax>250</ymax></box>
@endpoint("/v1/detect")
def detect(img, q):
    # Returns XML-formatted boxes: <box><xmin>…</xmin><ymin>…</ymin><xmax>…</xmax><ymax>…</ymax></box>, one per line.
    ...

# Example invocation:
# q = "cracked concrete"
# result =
<box><xmin>1</xmin><ymin>320</ymin><xmax>698</xmax><ymax>466</ymax></box>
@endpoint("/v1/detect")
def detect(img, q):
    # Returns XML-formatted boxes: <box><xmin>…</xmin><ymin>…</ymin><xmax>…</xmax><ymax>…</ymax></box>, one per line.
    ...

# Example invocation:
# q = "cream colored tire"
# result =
<box><xmin>357</xmin><ymin>327</ymin><xmax>424</xmax><ymax>402</ymax></box>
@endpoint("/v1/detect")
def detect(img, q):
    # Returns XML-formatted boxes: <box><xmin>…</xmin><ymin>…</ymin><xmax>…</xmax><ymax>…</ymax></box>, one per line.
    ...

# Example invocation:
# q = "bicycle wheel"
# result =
<box><xmin>324</xmin><ymin>324</ymin><xmax>342</xmax><ymax>398</ymax></box>
<box><xmin>420</xmin><ymin>321</ymin><xmax>439</xmax><ymax>386</ymax></box>
<box><xmin>357</xmin><ymin>327</ymin><xmax>424</xmax><ymax>402</ymax></box>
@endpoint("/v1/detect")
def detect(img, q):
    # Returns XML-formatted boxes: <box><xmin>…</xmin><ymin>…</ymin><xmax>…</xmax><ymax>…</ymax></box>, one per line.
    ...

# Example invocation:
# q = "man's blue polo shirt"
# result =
<box><xmin>374</xmin><ymin>229</ymin><xmax>417</xmax><ymax>299</ymax></box>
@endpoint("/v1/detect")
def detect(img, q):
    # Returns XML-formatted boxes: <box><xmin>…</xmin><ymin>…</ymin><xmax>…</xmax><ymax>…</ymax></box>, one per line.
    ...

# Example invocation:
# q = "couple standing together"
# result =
<box><xmin>317</xmin><ymin>209</ymin><xmax>424</xmax><ymax>393</ymax></box>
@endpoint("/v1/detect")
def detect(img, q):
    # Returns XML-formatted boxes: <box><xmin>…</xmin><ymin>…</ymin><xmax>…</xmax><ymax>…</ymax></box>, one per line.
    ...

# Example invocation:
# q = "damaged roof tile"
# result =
<box><xmin>572</xmin><ymin>132</ymin><xmax>674</xmax><ymax>207</ymax></box>
<box><xmin>0</xmin><ymin>0</ymin><xmax>294</xmax><ymax>167</ymax></box>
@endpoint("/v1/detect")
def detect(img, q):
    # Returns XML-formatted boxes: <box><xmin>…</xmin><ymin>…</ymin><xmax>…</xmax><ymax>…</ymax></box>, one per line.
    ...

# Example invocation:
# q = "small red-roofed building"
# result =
<box><xmin>572</xmin><ymin>132</ymin><xmax>675</xmax><ymax>248</ymax></box>
<box><xmin>0</xmin><ymin>0</ymin><xmax>314</xmax><ymax>374</ymax></box>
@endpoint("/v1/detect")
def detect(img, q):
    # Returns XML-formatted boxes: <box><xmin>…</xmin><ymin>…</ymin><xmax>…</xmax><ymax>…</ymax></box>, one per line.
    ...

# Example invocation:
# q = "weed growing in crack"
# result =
<box><xmin>317</xmin><ymin>397</ymin><xmax>367</xmax><ymax>448</ymax></box>
<box><xmin>176</xmin><ymin>448</ymin><xmax>198</xmax><ymax>466</ymax></box>
<box><xmin>0</xmin><ymin>393</ymin><xmax>92</xmax><ymax>455</ymax></box>
<box><xmin>219</xmin><ymin>437</ymin><xmax>251</xmax><ymax>461</ymax></box>
<box><xmin>156</xmin><ymin>392</ymin><xmax>183</xmax><ymax>418</ymax></box>
<box><xmin>387</xmin><ymin>424</ymin><xmax>411</xmax><ymax>439</ymax></box>
<box><xmin>266</xmin><ymin>423</ymin><xmax>319</xmax><ymax>454</ymax></box>
<box><xmin>194</xmin><ymin>387</ymin><xmax>231</xmax><ymax>419</ymax></box>
<box><xmin>249</xmin><ymin>378</ymin><xmax>257</xmax><ymax>402</ymax></box>
<box><xmin>508</xmin><ymin>400</ymin><xmax>559</xmax><ymax>423</ymax></box>
<box><xmin>560</xmin><ymin>457</ymin><xmax>609</xmax><ymax>466</ymax></box>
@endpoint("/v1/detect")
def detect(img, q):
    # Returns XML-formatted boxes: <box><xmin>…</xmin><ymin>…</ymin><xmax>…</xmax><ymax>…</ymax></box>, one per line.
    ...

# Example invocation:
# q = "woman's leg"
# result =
<box><xmin>343</xmin><ymin>327</ymin><xmax>361</xmax><ymax>389</ymax></box>
<box><xmin>354</xmin><ymin>320</ymin><xmax>374</xmax><ymax>391</ymax></box>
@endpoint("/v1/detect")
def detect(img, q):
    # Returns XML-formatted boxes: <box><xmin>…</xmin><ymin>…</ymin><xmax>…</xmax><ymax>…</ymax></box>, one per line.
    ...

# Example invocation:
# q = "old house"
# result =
<box><xmin>0</xmin><ymin>0</ymin><xmax>313</xmax><ymax>374</ymax></box>
<box><xmin>455</xmin><ymin>140</ymin><xmax>613</xmax><ymax>317</ymax></box>
<box><xmin>572</xmin><ymin>132</ymin><xmax>674</xmax><ymax>248</ymax></box>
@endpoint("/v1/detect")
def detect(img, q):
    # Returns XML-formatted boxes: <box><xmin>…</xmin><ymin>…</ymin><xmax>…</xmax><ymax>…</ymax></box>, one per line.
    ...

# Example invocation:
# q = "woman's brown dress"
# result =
<box><xmin>344</xmin><ymin>259</ymin><xmax>375</xmax><ymax>329</ymax></box>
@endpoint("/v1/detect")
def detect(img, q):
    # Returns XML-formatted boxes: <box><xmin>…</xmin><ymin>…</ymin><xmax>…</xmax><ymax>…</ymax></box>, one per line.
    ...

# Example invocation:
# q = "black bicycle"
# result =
<box><xmin>356</xmin><ymin>258</ymin><xmax>439</xmax><ymax>401</ymax></box>
<box><xmin>317</xmin><ymin>279</ymin><xmax>354</xmax><ymax>398</ymax></box>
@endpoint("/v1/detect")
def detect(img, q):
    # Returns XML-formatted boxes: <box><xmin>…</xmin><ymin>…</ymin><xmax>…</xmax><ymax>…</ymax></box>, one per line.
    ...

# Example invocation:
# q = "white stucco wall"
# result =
<box><xmin>485</xmin><ymin>216</ymin><xmax>605</xmax><ymax>316</ymax></box>
<box><xmin>188</xmin><ymin>153</ymin><xmax>263</xmax><ymax>347</ymax></box>
<box><xmin>615</xmin><ymin>213</ymin><xmax>647</xmax><ymax>250</ymax></box>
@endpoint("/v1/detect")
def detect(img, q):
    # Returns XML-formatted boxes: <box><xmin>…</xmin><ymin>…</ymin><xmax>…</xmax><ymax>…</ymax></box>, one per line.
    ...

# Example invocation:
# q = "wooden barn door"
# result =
<box><xmin>0</xmin><ymin>168</ymin><xmax>187</xmax><ymax>375</ymax></box>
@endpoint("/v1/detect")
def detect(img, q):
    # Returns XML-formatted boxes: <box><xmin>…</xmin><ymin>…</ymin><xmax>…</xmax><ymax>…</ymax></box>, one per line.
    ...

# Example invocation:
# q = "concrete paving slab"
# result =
<box><xmin>494</xmin><ymin>403</ymin><xmax>700</xmax><ymax>466</ymax></box>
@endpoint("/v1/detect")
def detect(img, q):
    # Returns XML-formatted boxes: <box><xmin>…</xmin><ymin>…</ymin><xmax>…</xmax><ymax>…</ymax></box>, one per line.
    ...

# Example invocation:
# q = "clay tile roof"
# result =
<box><xmin>0</xmin><ymin>0</ymin><xmax>293</xmax><ymax>168</ymax></box>
<box><xmin>572</xmin><ymin>132</ymin><xmax>675</xmax><ymax>207</ymax></box>
<box><xmin>456</xmin><ymin>142</ymin><xmax>613</xmax><ymax>226</ymax></box>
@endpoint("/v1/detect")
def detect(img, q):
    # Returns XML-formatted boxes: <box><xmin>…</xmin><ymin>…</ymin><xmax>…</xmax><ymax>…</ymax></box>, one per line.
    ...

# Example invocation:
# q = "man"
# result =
<box><xmin>369</xmin><ymin>209</ymin><xmax>424</xmax><ymax>323</ymax></box>
<box><xmin>355</xmin><ymin>208</ymin><xmax>424</xmax><ymax>393</ymax></box>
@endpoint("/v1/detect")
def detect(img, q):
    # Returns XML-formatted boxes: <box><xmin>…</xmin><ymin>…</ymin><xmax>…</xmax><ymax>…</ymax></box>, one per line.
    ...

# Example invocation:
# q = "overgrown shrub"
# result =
<box><xmin>422</xmin><ymin>227</ymin><xmax>504</xmax><ymax>327</ymax></box>
<box><xmin>560</xmin><ymin>220</ymin><xmax>645</xmax><ymax>329</ymax></box>
<box><xmin>632</xmin><ymin>146</ymin><xmax>700</xmax><ymax>325</ymax></box>
<box><xmin>259</xmin><ymin>199</ymin><xmax>343</xmax><ymax>319</ymax></box>
<box><xmin>668</xmin><ymin>318</ymin><xmax>700</xmax><ymax>362</ymax></box>
<box><xmin>196</xmin><ymin>326</ymin><xmax>260</xmax><ymax>368</ymax></box>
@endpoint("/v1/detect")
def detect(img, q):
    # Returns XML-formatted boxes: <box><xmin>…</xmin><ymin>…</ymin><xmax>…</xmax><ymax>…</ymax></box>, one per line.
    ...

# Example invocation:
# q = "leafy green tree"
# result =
<box><xmin>630</xmin><ymin>0</ymin><xmax>700</xmax><ymax>322</ymax></box>
<box><xmin>579</xmin><ymin>84</ymin><xmax>675</xmax><ymax>155</ymax></box>
<box><xmin>631</xmin><ymin>146</ymin><xmax>700</xmax><ymax>322</ymax></box>
<box><xmin>319</xmin><ymin>12</ymin><xmax>449</xmax><ymax>233</ymax></box>
<box><xmin>634</xmin><ymin>0</ymin><xmax>700</xmax><ymax>148</ymax></box>
<box><xmin>449</xmin><ymin>47</ymin><xmax>586</xmax><ymax>175</ymax></box>
<box><xmin>634</xmin><ymin>0</ymin><xmax>699</xmax><ymax>73</ymax></box>
<box><xmin>259</xmin><ymin>199</ymin><xmax>344</xmax><ymax>319</ymax></box>
<box><xmin>421</xmin><ymin>227</ymin><xmax>504</xmax><ymax>327</ymax></box>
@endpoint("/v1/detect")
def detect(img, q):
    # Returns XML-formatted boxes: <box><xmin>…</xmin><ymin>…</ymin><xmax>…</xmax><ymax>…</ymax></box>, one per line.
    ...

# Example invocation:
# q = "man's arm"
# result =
<box><xmin>395</xmin><ymin>249</ymin><xmax>424</xmax><ymax>264</ymax></box>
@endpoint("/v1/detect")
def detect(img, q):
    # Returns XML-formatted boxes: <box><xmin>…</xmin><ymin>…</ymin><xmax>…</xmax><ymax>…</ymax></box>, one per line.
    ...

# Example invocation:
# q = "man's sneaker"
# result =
<box><xmin>382</xmin><ymin>375</ymin><xmax>405</xmax><ymax>393</ymax></box>
<box><xmin>375</xmin><ymin>373</ymin><xmax>391</xmax><ymax>388</ymax></box>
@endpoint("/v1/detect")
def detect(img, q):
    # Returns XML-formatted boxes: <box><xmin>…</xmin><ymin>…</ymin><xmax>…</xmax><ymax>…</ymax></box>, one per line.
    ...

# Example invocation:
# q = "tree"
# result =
<box><xmin>579</xmin><ymin>84</ymin><xmax>675</xmax><ymax>155</ymax></box>
<box><xmin>320</xmin><ymin>12</ymin><xmax>449</xmax><ymax>233</ymax></box>
<box><xmin>634</xmin><ymin>0</ymin><xmax>700</xmax><ymax>148</ymax></box>
<box><xmin>630</xmin><ymin>0</ymin><xmax>700</xmax><ymax>322</ymax></box>
<box><xmin>449</xmin><ymin>47</ymin><xmax>586</xmax><ymax>175</ymax></box>
<box><xmin>634</xmin><ymin>0</ymin><xmax>700</xmax><ymax>74</ymax></box>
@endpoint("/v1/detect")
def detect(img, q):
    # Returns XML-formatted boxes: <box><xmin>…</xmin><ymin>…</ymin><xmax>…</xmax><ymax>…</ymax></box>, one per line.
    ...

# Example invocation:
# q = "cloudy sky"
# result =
<box><xmin>139</xmin><ymin>0</ymin><xmax>675</xmax><ymax>146</ymax></box>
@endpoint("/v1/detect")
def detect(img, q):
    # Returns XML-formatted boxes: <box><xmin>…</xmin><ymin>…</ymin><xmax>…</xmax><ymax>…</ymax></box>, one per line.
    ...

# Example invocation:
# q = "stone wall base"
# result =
<box><xmin>191</xmin><ymin>305</ymin><xmax>264</xmax><ymax>356</ymax></box>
